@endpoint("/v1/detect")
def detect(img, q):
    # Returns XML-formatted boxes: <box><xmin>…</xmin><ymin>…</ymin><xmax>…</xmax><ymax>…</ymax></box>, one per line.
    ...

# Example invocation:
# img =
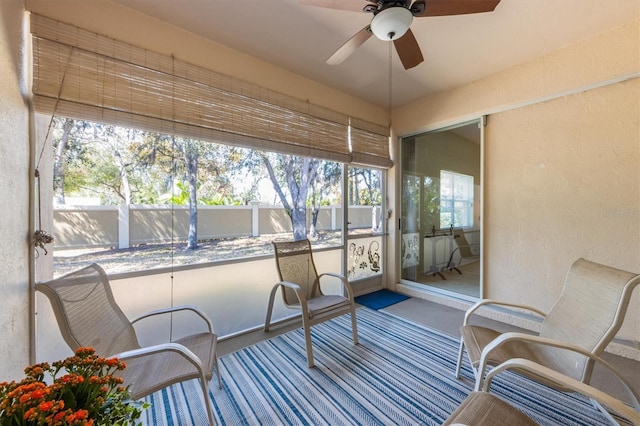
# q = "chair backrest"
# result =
<box><xmin>36</xmin><ymin>263</ymin><xmax>141</xmax><ymax>357</ymax></box>
<box><xmin>540</xmin><ymin>258</ymin><xmax>640</xmax><ymax>382</ymax></box>
<box><xmin>453</xmin><ymin>228</ymin><xmax>475</xmax><ymax>258</ymax></box>
<box><xmin>272</xmin><ymin>239</ymin><xmax>321</xmax><ymax>306</ymax></box>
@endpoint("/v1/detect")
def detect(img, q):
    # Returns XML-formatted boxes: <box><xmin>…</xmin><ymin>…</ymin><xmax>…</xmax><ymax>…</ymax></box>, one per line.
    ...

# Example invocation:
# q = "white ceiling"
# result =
<box><xmin>111</xmin><ymin>0</ymin><xmax>639</xmax><ymax>108</ymax></box>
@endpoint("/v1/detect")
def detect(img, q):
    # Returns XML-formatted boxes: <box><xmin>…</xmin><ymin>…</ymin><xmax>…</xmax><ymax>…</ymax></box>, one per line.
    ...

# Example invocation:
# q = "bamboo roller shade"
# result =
<box><xmin>30</xmin><ymin>14</ymin><xmax>392</xmax><ymax>168</ymax></box>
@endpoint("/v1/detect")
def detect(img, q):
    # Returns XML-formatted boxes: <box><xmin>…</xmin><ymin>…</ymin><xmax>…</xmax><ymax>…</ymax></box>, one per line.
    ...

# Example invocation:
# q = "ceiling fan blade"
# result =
<box><xmin>299</xmin><ymin>0</ymin><xmax>376</xmax><ymax>13</ymax></box>
<box><xmin>412</xmin><ymin>0</ymin><xmax>500</xmax><ymax>17</ymax></box>
<box><xmin>393</xmin><ymin>28</ymin><xmax>424</xmax><ymax>70</ymax></box>
<box><xmin>326</xmin><ymin>26</ymin><xmax>373</xmax><ymax>65</ymax></box>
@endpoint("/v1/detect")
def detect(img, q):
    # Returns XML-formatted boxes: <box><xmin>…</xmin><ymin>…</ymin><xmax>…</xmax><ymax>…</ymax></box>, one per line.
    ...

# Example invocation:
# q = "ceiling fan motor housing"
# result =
<box><xmin>370</xmin><ymin>6</ymin><xmax>413</xmax><ymax>40</ymax></box>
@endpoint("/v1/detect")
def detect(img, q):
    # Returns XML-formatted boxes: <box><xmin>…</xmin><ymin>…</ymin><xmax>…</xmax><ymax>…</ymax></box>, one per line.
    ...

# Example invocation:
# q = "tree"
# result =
<box><xmin>51</xmin><ymin>118</ymin><xmax>92</xmax><ymax>204</ymax></box>
<box><xmin>351</xmin><ymin>168</ymin><xmax>381</xmax><ymax>206</ymax></box>
<box><xmin>308</xmin><ymin>161</ymin><xmax>341</xmax><ymax>238</ymax></box>
<box><xmin>52</xmin><ymin>118</ymin><xmax>74</xmax><ymax>204</ymax></box>
<box><xmin>84</xmin><ymin>124</ymin><xmax>150</xmax><ymax>205</ymax></box>
<box><xmin>262</xmin><ymin>153</ymin><xmax>319</xmax><ymax>241</ymax></box>
<box><xmin>180</xmin><ymin>138</ymin><xmax>199</xmax><ymax>249</ymax></box>
<box><xmin>159</xmin><ymin>138</ymin><xmax>254</xmax><ymax>249</ymax></box>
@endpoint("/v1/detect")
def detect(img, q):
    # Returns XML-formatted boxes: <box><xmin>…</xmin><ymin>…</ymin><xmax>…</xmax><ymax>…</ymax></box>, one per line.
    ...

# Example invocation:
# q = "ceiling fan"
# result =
<box><xmin>301</xmin><ymin>0</ymin><xmax>501</xmax><ymax>70</ymax></box>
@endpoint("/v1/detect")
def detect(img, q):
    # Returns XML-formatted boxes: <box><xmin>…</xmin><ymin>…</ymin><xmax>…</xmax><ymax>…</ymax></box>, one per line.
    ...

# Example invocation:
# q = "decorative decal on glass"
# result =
<box><xmin>401</xmin><ymin>232</ymin><xmax>420</xmax><ymax>268</ymax></box>
<box><xmin>348</xmin><ymin>236</ymin><xmax>382</xmax><ymax>280</ymax></box>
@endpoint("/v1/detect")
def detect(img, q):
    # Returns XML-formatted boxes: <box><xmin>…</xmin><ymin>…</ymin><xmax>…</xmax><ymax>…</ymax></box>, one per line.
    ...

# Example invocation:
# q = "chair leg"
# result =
<box><xmin>214</xmin><ymin>354</ymin><xmax>222</xmax><ymax>390</ymax></box>
<box><xmin>455</xmin><ymin>338</ymin><xmax>465</xmax><ymax>379</ymax></box>
<box><xmin>264</xmin><ymin>284</ymin><xmax>280</xmax><ymax>331</ymax></box>
<box><xmin>199</xmin><ymin>373</ymin><xmax>216</xmax><ymax>426</ymax></box>
<box><xmin>350</xmin><ymin>305</ymin><xmax>359</xmax><ymax>345</ymax></box>
<box><xmin>301</xmin><ymin>315</ymin><xmax>315</xmax><ymax>368</ymax></box>
<box><xmin>473</xmin><ymin>365</ymin><xmax>485</xmax><ymax>392</ymax></box>
<box><xmin>590</xmin><ymin>398</ymin><xmax>618</xmax><ymax>426</ymax></box>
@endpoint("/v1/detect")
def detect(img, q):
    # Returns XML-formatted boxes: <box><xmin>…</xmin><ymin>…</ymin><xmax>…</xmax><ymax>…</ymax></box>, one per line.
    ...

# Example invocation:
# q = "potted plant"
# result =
<box><xmin>0</xmin><ymin>347</ymin><xmax>148</xmax><ymax>425</ymax></box>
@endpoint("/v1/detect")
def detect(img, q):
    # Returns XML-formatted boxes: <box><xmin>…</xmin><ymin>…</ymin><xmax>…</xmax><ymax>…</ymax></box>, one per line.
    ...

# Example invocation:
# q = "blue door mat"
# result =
<box><xmin>355</xmin><ymin>289</ymin><xmax>410</xmax><ymax>310</ymax></box>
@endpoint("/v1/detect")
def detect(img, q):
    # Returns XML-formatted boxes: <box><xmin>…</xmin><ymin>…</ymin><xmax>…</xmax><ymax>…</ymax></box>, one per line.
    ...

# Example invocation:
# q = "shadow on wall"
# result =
<box><xmin>3</xmin><ymin>2</ymin><xmax>28</xmax><ymax>96</ymax></box>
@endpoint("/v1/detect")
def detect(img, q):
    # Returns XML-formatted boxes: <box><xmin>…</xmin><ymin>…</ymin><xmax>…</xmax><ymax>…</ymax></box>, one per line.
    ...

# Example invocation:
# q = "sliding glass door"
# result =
<box><xmin>344</xmin><ymin>165</ymin><xmax>386</xmax><ymax>295</ymax></box>
<box><xmin>400</xmin><ymin>120</ymin><xmax>483</xmax><ymax>299</ymax></box>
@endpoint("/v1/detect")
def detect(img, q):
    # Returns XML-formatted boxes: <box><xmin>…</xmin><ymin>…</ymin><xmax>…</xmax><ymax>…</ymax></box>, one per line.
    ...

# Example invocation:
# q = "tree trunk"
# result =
<box><xmin>309</xmin><ymin>206</ymin><xmax>319</xmax><ymax>239</ymax></box>
<box><xmin>53</xmin><ymin>118</ymin><xmax>74</xmax><ymax>204</ymax></box>
<box><xmin>291</xmin><ymin>205</ymin><xmax>307</xmax><ymax>241</ymax></box>
<box><xmin>113</xmin><ymin>150</ymin><xmax>132</xmax><ymax>204</ymax></box>
<box><xmin>183</xmin><ymin>140</ymin><xmax>199</xmax><ymax>250</ymax></box>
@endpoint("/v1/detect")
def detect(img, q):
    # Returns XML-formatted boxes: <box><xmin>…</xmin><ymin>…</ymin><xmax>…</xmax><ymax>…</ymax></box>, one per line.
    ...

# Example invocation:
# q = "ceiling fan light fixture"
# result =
<box><xmin>370</xmin><ymin>7</ymin><xmax>413</xmax><ymax>41</ymax></box>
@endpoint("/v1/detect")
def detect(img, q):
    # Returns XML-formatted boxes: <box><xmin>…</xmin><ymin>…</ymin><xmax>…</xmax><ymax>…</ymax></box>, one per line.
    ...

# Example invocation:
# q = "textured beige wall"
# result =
<box><xmin>393</xmin><ymin>19</ymin><xmax>640</xmax><ymax>135</ymax></box>
<box><xmin>394</xmin><ymin>20</ymin><xmax>640</xmax><ymax>350</ymax></box>
<box><xmin>0</xmin><ymin>0</ymin><xmax>31</xmax><ymax>380</ymax></box>
<box><xmin>486</xmin><ymin>79</ymin><xmax>639</xmax><ymax>342</ymax></box>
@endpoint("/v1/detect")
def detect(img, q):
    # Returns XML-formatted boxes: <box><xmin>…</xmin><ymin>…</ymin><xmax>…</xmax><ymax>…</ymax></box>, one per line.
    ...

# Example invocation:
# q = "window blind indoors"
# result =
<box><xmin>30</xmin><ymin>14</ymin><xmax>392</xmax><ymax>168</ymax></box>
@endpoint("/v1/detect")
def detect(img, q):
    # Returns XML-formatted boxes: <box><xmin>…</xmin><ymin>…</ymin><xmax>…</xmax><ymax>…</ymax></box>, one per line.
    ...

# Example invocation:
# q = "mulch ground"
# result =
<box><xmin>53</xmin><ymin>231</ymin><xmax>341</xmax><ymax>276</ymax></box>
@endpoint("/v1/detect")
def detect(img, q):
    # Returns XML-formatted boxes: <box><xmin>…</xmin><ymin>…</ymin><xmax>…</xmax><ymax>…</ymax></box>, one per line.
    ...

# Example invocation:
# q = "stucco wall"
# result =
<box><xmin>0</xmin><ymin>0</ymin><xmax>31</xmax><ymax>380</ymax></box>
<box><xmin>394</xmin><ymin>20</ymin><xmax>640</xmax><ymax>353</ymax></box>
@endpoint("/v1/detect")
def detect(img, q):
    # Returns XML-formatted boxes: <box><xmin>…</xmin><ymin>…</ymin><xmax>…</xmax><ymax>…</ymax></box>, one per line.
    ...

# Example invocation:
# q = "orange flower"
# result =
<box><xmin>75</xmin><ymin>347</ymin><xmax>95</xmax><ymax>355</ymax></box>
<box><xmin>104</xmin><ymin>357</ymin><xmax>121</xmax><ymax>367</ymax></box>
<box><xmin>23</xmin><ymin>408</ymin><xmax>34</xmax><ymax>419</ymax></box>
<box><xmin>74</xmin><ymin>409</ymin><xmax>89</xmax><ymax>420</ymax></box>
<box><xmin>39</xmin><ymin>400</ymin><xmax>54</xmax><ymax>411</ymax></box>
<box><xmin>30</xmin><ymin>388</ymin><xmax>46</xmax><ymax>400</ymax></box>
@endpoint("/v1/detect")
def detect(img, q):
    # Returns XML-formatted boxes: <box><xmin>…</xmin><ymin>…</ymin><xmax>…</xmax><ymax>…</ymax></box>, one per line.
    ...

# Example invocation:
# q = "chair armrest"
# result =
<box><xmin>463</xmin><ymin>299</ymin><xmax>546</xmax><ymax>326</ymax></box>
<box><xmin>272</xmin><ymin>280</ymin><xmax>307</xmax><ymax>305</ymax></box>
<box><xmin>475</xmin><ymin>332</ymin><xmax>639</xmax><ymax>400</ymax></box>
<box><xmin>130</xmin><ymin>305</ymin><xmax>213</xmax><ymax>333</ymax></box>
<box><xmin>476</xmin><ymin>332</ymin><xmax>586</xmax><ymax>390</ymax></box>
<box><xmin>318</xmin><ymin>272</ymin><xmax>355</xmax><ymax>300</ymax></box>
<box><xmin>484</xmin><ymin>358</ymin><xmax>640</xmax><ymax>424</ymax></box>
<box><xmin>274</xmin><ymin>280</ymin><xmax>304</xmax><ymax>295</ymax></box>
<box><xmin>264</xmin><ymin>281</ymin><xmax>307</xmax><ymax>331</ymax></box>
<box><xmin>112</xmin><ymin>342</ymin><xmax>204</xmax><ymax>373</ymax></box>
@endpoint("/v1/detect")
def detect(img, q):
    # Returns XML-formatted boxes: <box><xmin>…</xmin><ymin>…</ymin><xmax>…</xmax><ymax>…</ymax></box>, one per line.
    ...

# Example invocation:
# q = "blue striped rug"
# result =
<box><xmin>143</xmin><ymin>307</ymin><xmax>624</xmax><ymax>425</ymax></box>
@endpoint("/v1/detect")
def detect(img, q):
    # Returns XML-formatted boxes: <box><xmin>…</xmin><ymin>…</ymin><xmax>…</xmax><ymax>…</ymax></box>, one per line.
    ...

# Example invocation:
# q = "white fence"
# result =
<box><xmin>53</xmin><ymin>204</ymin><xmax>381</xmax><ymax>249</ymax></box>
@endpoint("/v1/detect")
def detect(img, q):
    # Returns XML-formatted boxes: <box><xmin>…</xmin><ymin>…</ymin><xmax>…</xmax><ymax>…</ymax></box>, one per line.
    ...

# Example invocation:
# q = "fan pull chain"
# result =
<box><xmin>388</xmin><ymin>40</ymin><xmax>393</xmax><ymax>130</ymax></box>
<box><xmin>169</xmin><ymin>55</ymin><xmax>176</xmax><ymax>341</ymax></box>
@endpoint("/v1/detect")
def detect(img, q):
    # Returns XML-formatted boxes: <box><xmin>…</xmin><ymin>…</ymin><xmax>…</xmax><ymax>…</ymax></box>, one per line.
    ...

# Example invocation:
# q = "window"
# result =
<box><xmin>31</xmin><ymin>14</ymin><xmax>390</xmax><ymax>278</ymax></box>
<box><xmin>440</xmin><ymin>170</ymin><xmax>474</xmax><ymax>228</ymax></box>
<box><xmin>47</xmin><ymin>117</ymin><xmax>387</xmax><ymax>278</ymax></box>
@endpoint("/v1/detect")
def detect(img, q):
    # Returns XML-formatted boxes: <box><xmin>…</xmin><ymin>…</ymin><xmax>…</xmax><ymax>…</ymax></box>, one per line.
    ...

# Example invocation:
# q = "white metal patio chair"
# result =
<box><xmin>455</xmin><ymin>258</ymin><xmax>640</xmax><ymax>421</ymax></box>
<box><xmin>264</xmin><ymin>239</ymin><xmax>359</xmax><ymax>368</ymax></box>
<box><xmin>37</xmin><ymin>263</ymin><xmax>222</xmax><ymax>426</ymax></box>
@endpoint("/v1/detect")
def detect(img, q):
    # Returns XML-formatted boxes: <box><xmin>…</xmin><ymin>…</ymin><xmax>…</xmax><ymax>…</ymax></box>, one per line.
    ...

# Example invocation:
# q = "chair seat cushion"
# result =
<box><xmin>442</xmin><ymin>391</ymin><xmax>538</xmax><ymax>426</ymax></box>
<box><xmin>177</xmin><ymin>331</ymin><xmax>218</xmax><ymax>378</ymax></box>
<box><xmin>288</xmin><ymin>294</ymin><xmax>350</xmax><ymax>318</ymax></box>
<box><xmin>120</xmin><ymin>331</ymin><xmax>217</xmax><ymax>399</ymax></box>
